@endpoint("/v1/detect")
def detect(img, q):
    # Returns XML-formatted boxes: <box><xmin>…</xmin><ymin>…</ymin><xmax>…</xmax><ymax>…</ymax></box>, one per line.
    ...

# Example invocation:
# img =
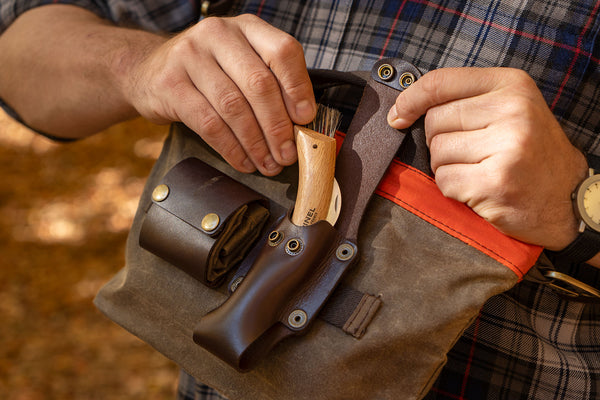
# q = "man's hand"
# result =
<box><xmin>124</xmin><ymin>14</ymin><xmax>316</xmax><ymax>176</ymax></box>
<box><xmin>387</xmin><ymin>67</ymin><xmax>588</xmax><ymax>250</ymax></box>
<box><xmin>0</xmin><ymin>7</ymin><xmax>315</xmax><ymax>176</ymax></box>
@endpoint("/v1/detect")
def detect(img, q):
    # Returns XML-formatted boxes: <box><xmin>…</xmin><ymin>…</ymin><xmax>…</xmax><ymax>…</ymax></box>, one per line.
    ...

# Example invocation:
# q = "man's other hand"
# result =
<box><xmin>387</xmin><ymin>67</ymin><xmax>588</xmax><ymax>250</ymax></box>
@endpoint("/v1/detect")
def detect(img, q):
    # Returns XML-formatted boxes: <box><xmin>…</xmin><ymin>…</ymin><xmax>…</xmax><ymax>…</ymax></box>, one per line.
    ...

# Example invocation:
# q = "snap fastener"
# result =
<box><xmin>285</xmin><ymin>238</ymin><xmax>304</xmax><ymax>256</ymax></box>
<box><xmin>268</xmin><ymin>230</ymin><xmax>284</xmax><ymax>246</ymax></box>
<box><xmin>399</xmin><ymin>72</ymin><xmax>415</xmax><ymax>89</ymax></box>
<box><xmin>377</xmin><ymin>63</ymin><xmax>395</xmax><ymax>81</ymax></box>
<box><xmin>152</xmin><ymin>184</ymin><xmax>169</xmax><ymax>202</ymax></box>
<box><xmin>201</xmin><ymin>213</ymin><xmax>220</xmax><ymax>232</ymax></box>
<box><xmin>288</xmin><ymin>309</ymin><xmax>308</xmax><ymax>329</ymax></box>
<box><xmin>336</xmin><ymin>243</ymin><xmax>355</xmax><ymax>261</ymax></box>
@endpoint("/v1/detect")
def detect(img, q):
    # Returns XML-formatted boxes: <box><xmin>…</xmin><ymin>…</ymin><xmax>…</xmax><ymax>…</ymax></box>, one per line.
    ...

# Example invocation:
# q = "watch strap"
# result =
<box><xmin>548</xmin><ymin>228</ymin><xmax>600</xmax><ymax>266</ymax></box>
<box><xmin>586</xmin><ymin>153</ymin><xmax>600</xmax><ymax>171</ymax></box>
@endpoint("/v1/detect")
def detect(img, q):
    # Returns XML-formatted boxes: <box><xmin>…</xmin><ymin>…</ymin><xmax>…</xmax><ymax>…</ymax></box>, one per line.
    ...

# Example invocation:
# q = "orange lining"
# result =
<box><xmin>375</xmin><ymin>160</ymin><xmax>542</xmax><ymax>279</ymax></box>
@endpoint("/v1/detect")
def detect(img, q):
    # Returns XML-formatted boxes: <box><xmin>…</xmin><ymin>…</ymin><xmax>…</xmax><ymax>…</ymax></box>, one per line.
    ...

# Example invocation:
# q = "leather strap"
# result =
<box><xmin>200</xmin><ymin>0</ymin><xmax>237</xmax><ymax>17</ymax></box>
<box><xmin>314</xmin><ymin>60</ymin><xmax>422</xmax><ymax>335</ymax></box>
<box><xmin>244</xmin><ymin>62</ymin><xmax>422</xmax><ymax>335</ymax></box>
<box><xmin>549</xmin><ymin>228</ymin><xmax>600</xmax><ymax>266</ymax></box>
<box><xmin>336</xmin><ymin>59</ymin><xmax>423</xmax><ymax>240</ymax></box>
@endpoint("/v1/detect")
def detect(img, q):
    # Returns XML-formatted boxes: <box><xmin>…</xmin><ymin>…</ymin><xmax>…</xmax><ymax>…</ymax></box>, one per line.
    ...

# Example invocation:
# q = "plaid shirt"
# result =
<box><xmin>3</xmin><ymin>1</ymin><xmax>600</xmax><ymax>399</ymax></box>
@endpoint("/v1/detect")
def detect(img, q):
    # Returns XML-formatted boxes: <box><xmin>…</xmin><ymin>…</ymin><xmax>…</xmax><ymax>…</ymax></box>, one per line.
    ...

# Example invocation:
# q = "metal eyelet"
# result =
<box><xmin>288</xmin><ymin>309</ymin><xmax>308</xmax><ymax>329</ymax></box>
<box><xmin>285</xmin><ymin>238</ymin><xmax>304</xmax><ymax>256</ymax></box>
<box><xmin>399</xmin><ymin>72</ymin><xmax>415</xmax><ymax>89</ymax></box>
<box><xmin>336</xmin><ymin>243</ymin><xmax>355</xmax><ymax>261</ymax></box>
<box><xmin>377</xmin><ymin>63</ymin><xmax>395</xmax><ymax>81</ymax></box>
<box><xmin>268</xmin><ymin>230</ymin><xmax>284</xmax><ymax>246</ymax></box>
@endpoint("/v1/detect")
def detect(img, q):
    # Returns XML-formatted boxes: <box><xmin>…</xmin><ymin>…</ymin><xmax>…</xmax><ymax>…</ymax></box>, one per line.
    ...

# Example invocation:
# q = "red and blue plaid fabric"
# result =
<box><xmin>427</xmin><ymin>261</ymin><xmax>600</xmax><ymax>399</ymax></box>
<box><xmin>3</xmin><ymin>0</ymin><xmax>600</xmax><ymax>398</ymax></box>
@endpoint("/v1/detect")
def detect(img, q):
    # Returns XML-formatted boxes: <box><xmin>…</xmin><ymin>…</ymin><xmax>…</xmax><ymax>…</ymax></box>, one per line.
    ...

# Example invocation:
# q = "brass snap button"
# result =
<box><xmin>268</xmin><ymin>230</ymin><xmax>284</xmax><ymax>246</ymax></box>
<box><xmin>285</xmin><ymin>238</ymin><xmax>304</xmax><ymax>256</ymax></box>
<box><xmin>201</xmin><ymin>213</ymin><xmax>220</xmax><ymax>232</ymax></box>
<box><xmin>200</xmin><ymin>1</ymin><xmax>210</xmax><ymax>16</ymax></box>
<box><xmin>151</xmin><ymin>184</ymin><xmax>169</xmax><ymax>202</ymax></box>
<box><xmin>288</xmin><ymin>309</ymin><xmax>308</xmax><ymax>329</ymax></box>
<box><xmin>399</xmin><ymin>72</ymin><xmax>415</xmax><ymax>89</ymax></box>
<box><xmin>336</xmin><ymin>243</ymin><xmax>355</xmax><ymax>261</ymax></box>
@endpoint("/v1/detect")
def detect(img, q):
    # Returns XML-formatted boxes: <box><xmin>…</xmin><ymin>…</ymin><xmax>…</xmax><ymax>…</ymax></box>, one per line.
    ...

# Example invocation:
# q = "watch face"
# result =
<box><xmin>577</xmin><ymin>174</ymin><xmax>600</xmax><ymax>232</ymax></box>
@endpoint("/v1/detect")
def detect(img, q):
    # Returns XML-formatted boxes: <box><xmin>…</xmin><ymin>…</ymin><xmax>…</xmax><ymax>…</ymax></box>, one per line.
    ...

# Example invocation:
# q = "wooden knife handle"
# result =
<box><xmin>291</xmin><ymin>126</ymin><xmax>337</xmax><ymax>226</ymax></box>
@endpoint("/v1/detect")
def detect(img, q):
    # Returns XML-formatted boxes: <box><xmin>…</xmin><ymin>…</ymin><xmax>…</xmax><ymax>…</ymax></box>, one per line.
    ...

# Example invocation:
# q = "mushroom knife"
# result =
<box><xmin>291</xmin><ymin>125</ymin><xmax>341</xmax><ymax>226</ymax></box>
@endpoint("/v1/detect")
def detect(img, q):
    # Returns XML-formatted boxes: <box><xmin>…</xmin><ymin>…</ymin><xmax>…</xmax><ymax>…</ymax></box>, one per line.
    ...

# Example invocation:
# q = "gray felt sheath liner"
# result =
<box><xmin>94</xmin><ymin>122</ymin><xmax>520</xmax><ymax>400</ymax></box>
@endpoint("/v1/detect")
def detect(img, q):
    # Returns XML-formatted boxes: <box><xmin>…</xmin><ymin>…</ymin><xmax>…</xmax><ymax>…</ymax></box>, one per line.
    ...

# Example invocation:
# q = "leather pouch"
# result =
<box><xmin>139</xmin><ymin>157</ymin><xmax>270</xmax><ymax>287</ymax></box>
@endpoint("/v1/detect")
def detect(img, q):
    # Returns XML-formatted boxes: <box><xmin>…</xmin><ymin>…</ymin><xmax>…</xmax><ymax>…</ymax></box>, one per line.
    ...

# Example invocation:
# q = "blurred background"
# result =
<box><xmin>0</xmin><ymin>110</ymin><xmax>180</xmax><ymax>399</ymax></box>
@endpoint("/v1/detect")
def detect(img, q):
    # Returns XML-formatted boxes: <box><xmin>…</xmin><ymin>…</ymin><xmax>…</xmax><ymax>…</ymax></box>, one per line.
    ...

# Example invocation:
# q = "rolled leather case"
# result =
<box><xmin>139</xmin><ymin>157</ymin><xmax>270</xmax><ymax>287</ymax></box>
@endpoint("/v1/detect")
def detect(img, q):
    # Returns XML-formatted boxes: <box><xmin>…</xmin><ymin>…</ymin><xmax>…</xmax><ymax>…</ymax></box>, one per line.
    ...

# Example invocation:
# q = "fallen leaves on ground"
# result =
<box><xmin>0</xmin><ymin>111</ymin><xmax>180</xmax><ymax>400</ymax></box>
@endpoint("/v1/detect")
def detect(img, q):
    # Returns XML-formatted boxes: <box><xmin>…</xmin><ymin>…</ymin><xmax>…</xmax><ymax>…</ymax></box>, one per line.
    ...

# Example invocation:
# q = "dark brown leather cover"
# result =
<box><xmin>139</xmin><ymin>157</ymin><xmax>269</xmax><ymax>287</ymax></box>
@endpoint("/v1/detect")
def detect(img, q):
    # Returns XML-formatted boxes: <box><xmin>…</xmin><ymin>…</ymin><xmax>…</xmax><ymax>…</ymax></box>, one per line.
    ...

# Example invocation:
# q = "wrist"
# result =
<box><xmin>109</xmin><ymin>28</ymin><xmax>168</xmax><ymax>118</ymax></box>
<box><xmin>548</xmin><ymin>155</ymin><xmax>600</xmax><ymax>266</ymax></box>
<box><xmin>544</xmin><ymin>148</ymin><xmax>589</xmax><ymax>251</ymax></box>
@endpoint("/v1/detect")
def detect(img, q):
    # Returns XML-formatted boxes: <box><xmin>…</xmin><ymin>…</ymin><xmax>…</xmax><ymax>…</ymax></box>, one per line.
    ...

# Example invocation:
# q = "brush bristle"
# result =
<box><xmin>305</xmin><ymin>104</ymin><xmax>341</xmax><ymax>138</ymax></box>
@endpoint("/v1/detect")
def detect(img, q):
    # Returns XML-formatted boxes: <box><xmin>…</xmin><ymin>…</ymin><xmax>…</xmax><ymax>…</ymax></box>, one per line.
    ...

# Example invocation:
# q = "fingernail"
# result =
<box><xmin>262</xmin><ymin>154</ymin><xmax>280</xmax><ymax>173</ymax></box>
<box><xmin>387</xmin><ymin>105</ymin><xmax>398</xmax><ymax>124</ymax></box>
<box><xmin>295</xmin><ymin>100</ymin><xmax>316</xmax><ymax>123</ymax></box>
<box><xmin>280</xmin><ymin>140</ymin><xmax>297</xmax><ymax>164</ymax></box>
<box><xmin>242</xmin><ymin>158</ymin><xmax>256</xmax><ymax>172</ymax></box>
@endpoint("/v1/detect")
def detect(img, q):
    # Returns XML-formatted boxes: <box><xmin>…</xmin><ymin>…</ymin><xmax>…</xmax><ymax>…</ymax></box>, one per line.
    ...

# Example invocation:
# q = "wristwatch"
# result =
<box><xmin>551</xmin><ymin>168</ymin><xmax>600</xmax><ymax>265</ymax></box>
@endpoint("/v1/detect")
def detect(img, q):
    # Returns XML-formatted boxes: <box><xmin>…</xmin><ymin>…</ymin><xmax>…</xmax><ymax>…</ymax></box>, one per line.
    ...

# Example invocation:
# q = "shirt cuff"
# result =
<box><xmin>0</xmin><ymin>0</ymin><xmax>110</xmax><ymax>35</ymax></box>
<box><xmin>0</xmin><ymin>98</ymin><xmax>76</xmax><ymax>142</ymax></box>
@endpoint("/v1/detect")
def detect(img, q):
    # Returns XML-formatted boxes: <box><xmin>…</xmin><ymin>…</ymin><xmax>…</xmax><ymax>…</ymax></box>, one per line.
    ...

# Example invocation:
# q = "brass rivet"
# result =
<box><xmin>285</xmin><ymin>238</ymin><xmax>303</xmax><ymax>256</ymax></box>
<box><xmin>152</xmin><ymin>184</ymin><xmax>169</xmax><ymax>202</ymax></box>
<box><xmin>268</xmin><ymin>230</ymin><xmax>284</xmax><ymax>246</ymax></box>
<box><xmin>399</xmin><ymin>72</ymin><xmax>415</xmax><ymax>89</ymax></box>
<box><xmin>377</xmin><ymin>63</ymin><xmax>395</xmax><ymax>81</ymax></box>
<box><xmin>288</xmin><ymin>309</ymin><xmax>308</xmax><ymax>329</ymax></box>
<box><xmin>336</xmin><ymin>243</ymin><xmax>355</xmax><ymax>261</ymax></box>
<box><xmin>201</xmin><ymin>213</ymin><xmax>220</xmax><ymax>232</ymax></box>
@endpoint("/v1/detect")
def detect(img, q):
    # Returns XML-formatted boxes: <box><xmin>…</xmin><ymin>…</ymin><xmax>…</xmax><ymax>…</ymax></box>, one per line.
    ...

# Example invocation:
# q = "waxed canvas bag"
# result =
<box><xmin>94</xmin><ymin>59</ymin><xmax>544</xmax><ymax>399</ymax></box>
